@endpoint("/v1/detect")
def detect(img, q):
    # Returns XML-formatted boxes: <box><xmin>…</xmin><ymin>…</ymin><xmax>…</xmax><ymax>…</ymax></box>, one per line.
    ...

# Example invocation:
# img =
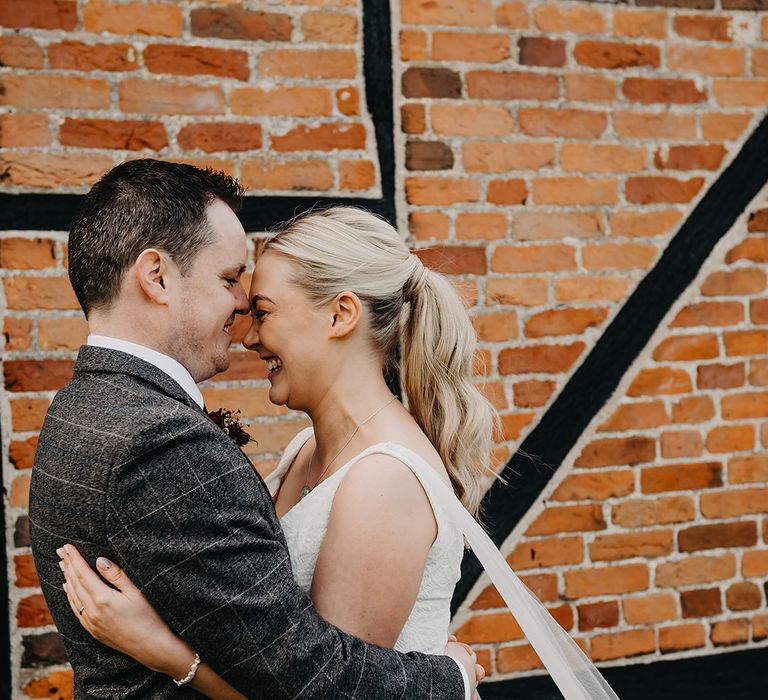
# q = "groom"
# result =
<box><xmin>30</xmin><ymin>160</ymin><xmax>477</xmax><ymax>698</ymax></box>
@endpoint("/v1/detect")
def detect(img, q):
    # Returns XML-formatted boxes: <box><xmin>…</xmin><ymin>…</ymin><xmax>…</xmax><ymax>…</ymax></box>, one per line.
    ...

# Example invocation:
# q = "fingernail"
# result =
<box><xmin>96</xmin><ymin>557</ymin><xmax>112</xmax><ymax>571</ymax></box>
<box><xmin>56</xmin><ymin>548</ymin><xmax>65</xmax><ymax>558</ymax></box>
<box><xmin>58</xmin><ymin>561</ymin><xmax>64</xmax><ymax>571</ymax></box>
<box><xmin>62</xmin><ymin>583</ymin><xmax>68</xmax><ymax>593</ymax></box>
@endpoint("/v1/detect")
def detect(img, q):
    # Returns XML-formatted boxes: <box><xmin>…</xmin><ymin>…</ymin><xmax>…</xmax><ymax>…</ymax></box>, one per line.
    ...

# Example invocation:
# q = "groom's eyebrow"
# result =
<box><xmin>222</xmin><ymin>264</ymin><xmax>246</xmax><ymax>277</ymax></box>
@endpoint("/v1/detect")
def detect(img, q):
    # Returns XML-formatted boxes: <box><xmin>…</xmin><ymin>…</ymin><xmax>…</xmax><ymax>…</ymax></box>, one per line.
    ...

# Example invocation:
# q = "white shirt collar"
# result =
<box><xmin>87</xmin><ymin>334</ymin><xmax>205</xmax><ymax>409</ymax></box>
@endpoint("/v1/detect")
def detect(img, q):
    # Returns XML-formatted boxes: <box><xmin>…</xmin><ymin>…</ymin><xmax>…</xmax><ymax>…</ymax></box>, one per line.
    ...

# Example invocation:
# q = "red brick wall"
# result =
<box><xmin>3</xmin><ymin>0</ymin><xmax>768</xmax><ymax>696</ymax></box>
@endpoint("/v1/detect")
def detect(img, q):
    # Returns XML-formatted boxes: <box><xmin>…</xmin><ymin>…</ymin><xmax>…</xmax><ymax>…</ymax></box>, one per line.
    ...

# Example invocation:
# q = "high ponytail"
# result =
<box><xmin>264</xmin><ymin>206</ymin><xmax>498</xmax><ymax>514</ymax></box>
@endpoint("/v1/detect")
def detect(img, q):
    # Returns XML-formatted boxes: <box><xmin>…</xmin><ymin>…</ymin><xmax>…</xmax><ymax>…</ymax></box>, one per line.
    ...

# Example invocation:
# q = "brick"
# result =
<box><xmin>706</xmin><ymin>424</ymin><xmax>754</xmax><ymax>453</ymax></box>
<box><xmin>730</xmin><ymin>455</ymin><xmax>768</xmax><ymax>484</ymax></box>
<box><xmin>17</xmin><ymin>594</ymin><xmax>53</xmax><ymax>628</ymax></box>
<box><xmin>679</xmin><ymin>521</ymin><xmax>757</xmax><ymax>553</ymax></box>
<box><xmin>400</xmin><ymin>30</ymin><xmax>427</xmax><ymax>61</ymax></box>
<box><xmin>60</xmin><ymin>118</ymin><xmax>168</xmax><ymax>151</ymax></box>
<box><xmin>551</xmin><ymin>470</ymin><xmax>634</xmax><ymax>502</ymax></box>
<box><xmin>748</xmin><ymin>208</ymin><xmax>768</xmax><ymax>232</ymax></box>
<box><xmin>525</xmin><ymin>308</ymin><xmax>607</xmax><ymax>338</ymax></box>
<box><xmin>652</xmin><ymin>333</ymin><xmax>719</xmax><ymax>361</ymax></box>
<box><xmin>534</xmin><ymin>178</ymin><xmax>617</xmax><ymax>206</ymax></box>
<box><xmin>0</xmin><ymin>153</ymin><xmax>113</xmax><ymax>189</ymax></box>
<box><xmin>655</xmin><ymin>144</ymin><xmax>726</xmax><ymax>171</ymax></box>
<box><xmin>713</xmin><ymin>79</ymin><xmax>768</xmax><ymax>107</ymax></box>
<box><xmin>84</xmin><ymin>1</ymin><xmax>182</xmax><ymax>35</ymax></box>
<box><xmin>402</xmin><ymin>68</ymin><xmax>461</xmax><ymax>98</ymax></box>
<box><xmin>702</xmin><ymin>113</ymin><xmax>753</xmax><ymax>141</ymax></box>
<box><xmin>432</xmin><ymin>32</ymin><xmax>509</xmax><ymax>62</ymax></box>
<box><xmin>406</xmin><ymin>178</ymin><xmax>480</xmax><ymax>205</ymax></box>
<box><xmin>496</xmin><ymin>644</ymin><xmax>543</xmax><ymax>673</ymax></box>
<box><xmin>591</xmin><ymin>628</ymin><xmax>653</xmax><ymax>661</ymax></box>
<box><xmin>456</xmin><ymin>213</ymin><xmax>506</xmax><ymax>241</ymax></box>
<box><xmin>525</xmin><ymin>504</ymin><xmax>606</xmax><ymax>536</ymax></box>
<box><xmin>3</xmin><ymin>318</ymin><xmax>32</xmax><ymax>351</ymax></box>
<box><xmin>302</xmin><ymin>11</ymin><xmax>357</xmax><ymax>43</ymax></box>
<box><xmin>660</xmin><ymin>430</ymin><xmax>704</xmax><ymax>458</ymax></box>
<box><xmin>240</xmin><ymin>159</ymin><xmax>332</xmax><ymax>192</ymax></box>
<box><xmin>231</xmin><ymin>87</ymin><xmax>332</xmax><ymax>117</ymax></box>
<box><xmin>466</xmin><ymin>71</ymin><xmax>559</xmax><ymax>101</ymax></box>
<box><xmin>512</xmin><ymin>379</ymin><xmax>554</xmax><ymax>408</ymax></box>
<box><xmin>564</xmin><ymin>564</ymin><xmax>648</xmax><ymax>599</ymax></box>
<box><xmin>628</xmin><ymin>368</ymin><xmax>692</xmax><ymax>396</ymax></box>
<box><xmin>599</xmin><ymin>401</ymin><xmax>668</xmax><ymax>432</ymax></box>
<box><xmin>555</xmin><ymin>276</ymin><xmax>631</xmax><ymax>303</ymax></box>
<box><xmin>533</xmin><ymin>5</ymin><xmax>606</xmax><ymax>33</ymax></box>
<box><xmin>725</xmin><ymin>331</ymin><xmax>768</xmax><ymax>357</ymax></box>
<box><xmin>0</xmin><ymin>74</ymin><xmax>109</xmax><ymax>110</ymax></box>
<box><xmin>260</xmin><ymin>49</ymin><xmax>355</xmax><ymax>79</ymax></box>
<box><xmin>752</xmin><ymin>299</ymin><xmax>768</xmax><ymax>324</ymax></box>
<box><xmin>701</xmin><ymin>488</ymin><xmax>768</xmax><ymax>518</ymax></box>
<box><xmin>656</xmin><ymin>554</ymin><xmax>736</xmax><ymax>587</ymax></box>
<box><xmin>38</xmin><ymin>317</ymin><xmax>88</xmax><ymax>351</ymax></box>
<box><xmin>415</xmin><ymin>246</ymin><xmax>486</xmax><ymax>275</ymax></box>
<box><xmin>590</xmin><ymin>530</ymin><xmax>674</xmax><ymax>562</ymax></box>
<box><xmin>697</xmin><ymin>363</ymin><xmax>745</xmax><ymax>390</ymax></box>
<box><xmin>463</xmin><ymin>142</ymin><xmax>555</xmax><ymax>173</ymax></box>
<box><xmin>120</xmin><ymin>79</ymin><xmax>224</xmax><ymax>115</ymax></box>
<box><xmin>339</xmin><ymin>160</ymin><xmax>375</xmax><ymax>191</ymax></box>
<box><xmin>563</xmin><ymin>74</ymin><xmax>615</xmax><ymax>103</ymax></box>
<box><xmin>456</xmin><ymin>611</ymin><xmax>523</xmax><ymax>644</ymax></box>
<box><xmin>518</xmin><ymin>37</ymin><xmax>565</xmax><ymax>67</ymax></box>
<box><xmin>583</xmin><ymin>243</ymin><xmax>657</xmax><ymax>270</ymax></box>
<box><xmin>496</xmin><ymin>412</ymin><xmax>535</xmax><ymax>442</ymax></box>
<box><xmin>401</xmin><ymin>104</ymin><xmax>425</xmax><ymax>134</ymax></box>
<box><xmin>610</xmin><ymin>210</ymin><xmax>682</xmax><ymax>239</ymax></box>
<box><xmin>671</xmin><ymin>301</ymin><xmax>744</xmax><ymax>327</ymax></box>
<box><xmin>5</xmin><ymin>360</ymin><xmax>74</xmax><ymax>392</ymax></box>
<box><xmin>637</xmin><ymin>0</ymin><xmax>715</xmax><ymax>7</ymax></box>
<box><xmin>511</xmin><ymin>212</ymin><xmax>603</xmax><ymax>243</ymax></box>
<box><xmin>622</xmin><ymin>78</ymin><xmax>706</xmax><ymax>105</ymax></box>
<box><xmin>496</xmin><ymin>1</ymin><xmax>528</xmax><ymax>28</ymax></box>
<box><xmin>0</xmin><ymin>113</ymin><xmax>50</xmax><ymax>148</ymax></box>
<box><xmin>624</xmin><ymin>593</ymin><xmax>677</xmax><ymax>625</ymax></box>
<box><xmin>409</xmin><ymin>212</ymin><xmax>449</xmax><ymax>241</ymax></box>
<box><xmin>614</xmin><ymin>9</ymin><xmax>667</xmax><ymax>38</ymax></box>
<box><xmin>432</xmin><ymin>104</ymin><xmax>513</xmax><ymax>136</ymax></box>
<box><xmin>703</xmin><ymin>268</ymin><xmax>766</xmax><ymax>296</ymax></box>
<box><xmin>671</xmin><ymin>396</ymin><xmax>715</xmax><ymax>424</ymax></box>
<box><xmin>10</xmin><ymin>472</ymin><xmax>31</xmax><ymax>507</ymax></box>
<box><xmin>144</xmin><ymin>44</ymin><xmax>248</xmax><ymax>80</ymax></box>
<box><xmin>472</xmin><ymin>311</ymin><xmax>518</xmax><ymax>342</ymax></box>
<box><xmin>271</xmin><ymin>123</ymin><xmax>366</xmax><ymax>152</ymax></box>
<box><xmin>754</xmin><ymin>48</ymin><xmax>768</xmax><ymax>77</ymax></box>
<box><xmin>722</xmin><ymin>392</ymin><xmax>768</xmax><ymax>420</ymax></box>
<box><xmin>711</xmin><ymin>619</ymin><xmax>749</xmax><ymax>646</ymax></box>
<box><xmin>626</xmin><ymin>177</ymin><xmax>704</xmax><ymax>204</ymax></box>
<box><xmin>486</xmin><ymin>278</ymin><xmax>548</xmax><ymax>306</ymax></box>
<box><xmin>755</xmin><ymin>613</ymin><xmax>768</xmax><ymax>640</ymax></box>
<box><xmin>191</xmin><ymin>8</ymin><xmax>291</xmax><ymax>41</ymax></box>
<box><xmin>575</xmin><ymin>41</ymin><xmax>659</xmax><ymax>70</ymax></box>
<box><xmin>177</xmin><ymin>123</ymin><xmax>261</xmax><ymax>153</ymax></box>
<box><xmin>15</xmin><ymin>516</ymin><xmax>31</xmax><ymax>548</ymax></box>
<box><xmin>575</xmin><ymin>437</ymin><xmax>655</xmax><ymax>468</ymax></box>
<box><xmin>614</xmin><ymin>111</ymin><xmax>696</xmax><ymax>139</ymax></box>
<box><xmin>48</xmin><ymin>41</ymin><xmax>138</xmax><ymax>72</ymax></box>
<box><xmin>0</xmin><ymin>238</ymin><xmax>56</xmax><ymax>270</ymax></box>
<box><xmin>507</xmin><ymin>535</ymin><xmax>584</xmax><ymax>570</ymax></box>
<box><xmin>487</xmin><ymin>180</ymin><xmax>528</xmax><ymax>205</ymax></box>
<box><xmin>22</xmin><ymin>631</ymin><xmax>68</xmax><ymax>668</ymax></box>
<box><xmin>578</xmin><ymin>601</ymin><xmax>619</xmax><ymax>631</ymax></box>
<box><xmin>0</xmin><ymin>0</ymin><xmax>76</xmax><ymax>30</ymax></box>
<box><xmin>726</xmin><ymin>582</ymin><xmax>761</xmax><ymax>611</ymax></box>
<box><xmin>668</xmin><ymin>45</ymin><xmax>744</xmax><ymax>76</ymax></box>
<box><xmin>659</xmin><ymin>623</ymin><xmax>706</xmax><ymax>653</ymax></box>
<box><xmin>726</xmin><ymin>237</ymin><xmax>768</xmax><ymax>264</ymax></box>
<box><xmin>401</xmin><ymin>0</ymin><xmax>492</xmax><ymax>26</ymax></box>
<box><xmin>519</xmin><ymin>108</ymin><xmax>606</xmax><ymax>139</ymax></box>
<box><xmin>491</xmin><ymin>244</ymin><xmax>576</xmax><ymax>274</ymax></box>
<box><xmin>11</xmin><ymin>398</ymin><xmax>50</xmax><ymax>432</ymax></box>
<box><xmin>15</xmin><ymin>553</ymin><xmax>39</xmax><ymax>588</ymax></box>
<box><xmin>498</xmin><ymin>343</ymin><xmax>584</xmax><ymax>375</ymax></box>
<box><xmin>561</xmin><ymin>144</ymin><xmax>645</xmax><ymax>174</ymax></box>
<box><xmin>674</xmin><ymin>14</ymin><xmax>730</xmax><ymax>41</ymax></box>
<box><xmin>613</xmin><ymin>496</ymin><xmax>695</xmax><ymax>528</ymax></box>
<box><xmin>10</xmin><ymin>436</ymin><xmax>38</xmax><ymax>471</ymax></box>
<box><xmin>0</xmin><ymin>35</ymin><xmax>43</xmax><ymax>69</ymax></box>
<box><xmin>642</xmin><ymin>460</ymin><xmax>722</xmax><ymax>495</ymax></box>
<box><xmin>743</xmin><ymin>550</ymin><xmax>768</xmax><ymax>577</ymax></box>
<box><xmin>23</xmin><ymin>670</ymin><xmax>74</xmax><ymax>699</ymax></box>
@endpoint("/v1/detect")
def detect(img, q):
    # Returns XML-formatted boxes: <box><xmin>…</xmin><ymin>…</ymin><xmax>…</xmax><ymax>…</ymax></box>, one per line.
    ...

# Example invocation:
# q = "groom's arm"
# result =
<box><xmin>105</xmin><ymin>413</ymin><xmax>467</xmax><ymax>699</ymax></box>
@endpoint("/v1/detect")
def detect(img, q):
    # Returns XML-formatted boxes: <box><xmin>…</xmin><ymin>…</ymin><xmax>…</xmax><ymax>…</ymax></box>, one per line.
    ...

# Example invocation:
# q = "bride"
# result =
<box><xmin>59</xmin><ymin>207</ymin><xmax>617</xmax><ymax>700</ymax></box>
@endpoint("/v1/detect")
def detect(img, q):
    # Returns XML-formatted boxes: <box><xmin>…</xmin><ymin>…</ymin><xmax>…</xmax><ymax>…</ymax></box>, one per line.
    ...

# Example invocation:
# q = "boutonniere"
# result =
<box><xmin>207</xmin><ymin>408</ymin><xmax>255</xmax><ymax>447</ymax></box>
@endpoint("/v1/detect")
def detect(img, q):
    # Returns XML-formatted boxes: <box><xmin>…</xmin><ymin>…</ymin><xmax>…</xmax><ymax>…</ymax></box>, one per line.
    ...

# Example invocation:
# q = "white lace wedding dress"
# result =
<box><xmin>264</xmin><ymin>427</ymin><xmax>463</xmax><ymax>654</ymax></box>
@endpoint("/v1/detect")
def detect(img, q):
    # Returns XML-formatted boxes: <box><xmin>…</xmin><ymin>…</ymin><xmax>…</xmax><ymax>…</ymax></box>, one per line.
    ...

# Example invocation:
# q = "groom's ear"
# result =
<box><xmin>328</xmin><ymin>290</ymin><xmax>362</xmax><ymax>339</ymax></box>
<box><xmin>134</xmin><ymin>249</ymin><xmax>172</xmax><ymax>305</ymax></box>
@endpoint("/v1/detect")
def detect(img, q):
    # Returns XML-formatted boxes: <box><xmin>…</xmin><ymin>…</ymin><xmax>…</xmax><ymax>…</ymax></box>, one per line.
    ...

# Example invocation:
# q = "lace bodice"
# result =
<box><xmin>265</xmin><ymin>428</ymin><xmax>463</xmax><ymax>655</ymax></box>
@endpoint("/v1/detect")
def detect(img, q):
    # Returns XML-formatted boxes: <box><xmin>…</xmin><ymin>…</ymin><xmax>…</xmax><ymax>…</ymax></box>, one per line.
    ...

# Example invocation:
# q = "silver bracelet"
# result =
<box><xmin>173</xmin><ymin>652</ymin><xmax>201</xmax><ymax>687</ymax></box>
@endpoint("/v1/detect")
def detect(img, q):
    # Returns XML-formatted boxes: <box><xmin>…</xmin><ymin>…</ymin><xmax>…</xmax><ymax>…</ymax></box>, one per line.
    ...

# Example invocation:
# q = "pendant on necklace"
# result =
<box><xmin>300</xmin><ymin>485</ymin><xmax>310</xmax><ymax>499</ymax></box>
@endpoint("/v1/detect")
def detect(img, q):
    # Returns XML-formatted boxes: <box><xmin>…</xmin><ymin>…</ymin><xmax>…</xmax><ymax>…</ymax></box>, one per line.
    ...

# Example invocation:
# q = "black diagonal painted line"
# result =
<box><xmin>452</xmin><ymin>111</ymin><xmax>768</xmax><ymax>614</ymax></box>
<box><xmin>0</xmin><ymin>0</ymin><xmax>395</xmax><ymax>231</ymax></box>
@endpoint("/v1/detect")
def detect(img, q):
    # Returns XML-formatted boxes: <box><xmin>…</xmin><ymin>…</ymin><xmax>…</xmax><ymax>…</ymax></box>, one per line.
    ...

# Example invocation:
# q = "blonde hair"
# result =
<box><xmin>264</xmin><ymin>207</ymin><xmax>498</xmax><ymax>514</ymax></box>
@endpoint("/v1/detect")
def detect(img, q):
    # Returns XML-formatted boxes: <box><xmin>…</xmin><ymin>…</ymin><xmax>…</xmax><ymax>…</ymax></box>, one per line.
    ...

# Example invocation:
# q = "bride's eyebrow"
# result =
<box><xmin>250</xmin><ymin>294</ymin><xmax>274</xmax><ymax>310</ymax></box>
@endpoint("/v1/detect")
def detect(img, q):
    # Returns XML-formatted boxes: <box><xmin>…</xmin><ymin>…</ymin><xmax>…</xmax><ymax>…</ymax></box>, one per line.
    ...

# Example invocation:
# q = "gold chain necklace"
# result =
<box><xmin>300</xmin><ymin>395</ymin><xmax>397</xmax><ymax>499</ymax></box>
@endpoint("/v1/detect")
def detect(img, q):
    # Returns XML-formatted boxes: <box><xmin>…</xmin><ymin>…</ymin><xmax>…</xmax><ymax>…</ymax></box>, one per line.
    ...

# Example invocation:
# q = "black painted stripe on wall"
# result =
<box><xmin>452</xmin><ymin>111</ymin><xmax>768</xmax><ymax>614</ymax></box>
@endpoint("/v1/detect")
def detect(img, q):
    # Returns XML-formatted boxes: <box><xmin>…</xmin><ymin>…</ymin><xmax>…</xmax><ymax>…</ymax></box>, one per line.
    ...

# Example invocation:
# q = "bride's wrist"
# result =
<box><xmin>149</xmin><ymin>633</ymin><xmax>197</xmax><ymax>678</ymax></box>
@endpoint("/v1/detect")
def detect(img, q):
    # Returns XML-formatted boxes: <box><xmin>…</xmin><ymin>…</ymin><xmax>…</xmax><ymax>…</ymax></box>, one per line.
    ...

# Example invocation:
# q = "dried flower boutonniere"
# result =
<box><xmin>207</xmin><ymin>408</ymin><xmax>255</xmax><ymax>447</ymax></box>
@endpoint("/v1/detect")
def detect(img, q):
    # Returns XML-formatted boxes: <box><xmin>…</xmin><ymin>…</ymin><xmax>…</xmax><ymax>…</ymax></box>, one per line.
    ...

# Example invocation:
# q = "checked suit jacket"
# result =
<box><xmin>30</xmin><ymin>346</ymin><xmax>465</xmax><ymax>699</ymax></box>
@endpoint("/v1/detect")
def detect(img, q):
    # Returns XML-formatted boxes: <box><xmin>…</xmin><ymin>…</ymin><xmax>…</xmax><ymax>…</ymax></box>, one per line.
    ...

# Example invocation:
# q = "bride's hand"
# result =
<box><xmin>58</xmin><ymin>544</ymin><xmax>193</xmax><ymax>677</ymax></box>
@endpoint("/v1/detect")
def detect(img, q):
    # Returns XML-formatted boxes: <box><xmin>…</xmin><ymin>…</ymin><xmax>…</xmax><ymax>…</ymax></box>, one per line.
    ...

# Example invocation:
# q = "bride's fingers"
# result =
<box><xmin>93</xmin><ymin>556</ymin><xmax>140</xmax><ymax>597</ymax></box>
<box><xmin>58</xmin><ymin>546</ymin><xmax>96</xmax><ymax>616</ymax></box>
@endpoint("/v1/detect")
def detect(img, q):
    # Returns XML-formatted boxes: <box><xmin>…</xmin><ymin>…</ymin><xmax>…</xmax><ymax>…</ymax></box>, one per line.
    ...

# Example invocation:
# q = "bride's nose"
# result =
<box><xmin>242</xmin><ymin>316</ymin><xmax>260</xmax><ymax>351</ymax></box>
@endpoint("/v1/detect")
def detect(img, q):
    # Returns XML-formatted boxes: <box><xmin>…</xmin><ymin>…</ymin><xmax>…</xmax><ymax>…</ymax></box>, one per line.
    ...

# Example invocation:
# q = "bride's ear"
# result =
<box><xmin>134</xmin><ymin>249</ymin><xmax>172</xmax><ymax>305</ymax></box>
<box><xmin>328</xmin><ymin>291</ymin><xmax>362</xmax><ymax>339</ymax></box>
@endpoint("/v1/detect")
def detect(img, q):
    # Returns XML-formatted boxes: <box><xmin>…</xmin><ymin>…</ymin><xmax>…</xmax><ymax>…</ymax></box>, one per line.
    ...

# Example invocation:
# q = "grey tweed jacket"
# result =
<box><xmin>30</xmin><ymin>346</ymin><xmax>464</xmax><ymax>699</ymax></box>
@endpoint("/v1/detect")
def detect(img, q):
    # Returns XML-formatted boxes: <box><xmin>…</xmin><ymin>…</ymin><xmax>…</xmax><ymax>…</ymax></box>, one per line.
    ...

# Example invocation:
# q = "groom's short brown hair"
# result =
<box><xmin>68</xmin><ymin>159</ymin><xmax>243</xmax><ymax>317</ymax></box>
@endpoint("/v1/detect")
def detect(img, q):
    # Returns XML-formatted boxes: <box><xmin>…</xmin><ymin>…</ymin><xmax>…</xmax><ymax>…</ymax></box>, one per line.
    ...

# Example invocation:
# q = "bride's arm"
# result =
<box><xmin>309</xmin><ymin>454</ymin><xmax>437</xmax><ymax>647</ymax></box>
<box><xmin>58</xmin><ymin>546</ymin><xmax>246</xmax><ymax>700</ymax></box>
